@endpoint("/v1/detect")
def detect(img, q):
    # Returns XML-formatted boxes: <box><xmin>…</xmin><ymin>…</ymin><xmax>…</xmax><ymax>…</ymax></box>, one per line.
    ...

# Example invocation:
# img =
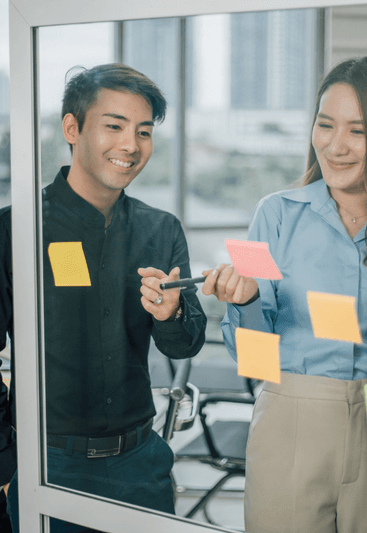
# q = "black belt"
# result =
<box><xmin>47</xmin><ymin>418</ymin><xmax>153</xmax><ymax>458</ymax></box>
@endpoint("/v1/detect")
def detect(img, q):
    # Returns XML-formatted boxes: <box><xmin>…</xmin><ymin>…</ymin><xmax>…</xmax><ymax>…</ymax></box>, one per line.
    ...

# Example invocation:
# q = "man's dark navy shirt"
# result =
<box><xmin>0</xmin><ymin>166</ymin><xmax>206</xmax><ymax>485</ymax></box>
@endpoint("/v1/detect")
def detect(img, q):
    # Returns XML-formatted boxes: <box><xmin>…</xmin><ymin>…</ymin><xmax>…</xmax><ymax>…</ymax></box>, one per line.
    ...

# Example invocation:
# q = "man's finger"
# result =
<box><xmin>167</xmin><ymin>266</ymin><xmax>180</xmax><ymax>281</ymax></box>
<box><xmin>140</xmin><ymin>284</ymin><xmax>162</xmax><ymax>303</ymax></box>
<box><xmin>138</xmin><ymin>267</ymin><xmax>167</xmax><ymax>279</ymax></box>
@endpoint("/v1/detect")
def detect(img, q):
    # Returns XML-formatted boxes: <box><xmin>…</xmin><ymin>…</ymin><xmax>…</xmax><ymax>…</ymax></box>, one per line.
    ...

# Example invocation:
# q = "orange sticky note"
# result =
<box><xmin>307</xmin><ymin>291</ymin><xmax>362</xmax><ymax>343</ymax></box>
<box><xmin>48</xmin><ymin>242</ymin><xmax>91</xmax><ymax>287</ymax></box>
<box><xmin>235</xmin><ymin>328</ymin><xmax>281</xmax><ymax>384</ymax></box>
<box><xmin>226</xmin><ymin>239</ymin><xmax>282</xmax><ymax>280</ymax></box>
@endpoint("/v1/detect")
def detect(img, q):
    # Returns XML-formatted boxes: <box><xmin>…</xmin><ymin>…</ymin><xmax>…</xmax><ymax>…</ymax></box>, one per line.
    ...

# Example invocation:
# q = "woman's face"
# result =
<box><xmin>312</xmin><ymin>83</ymin><xmax>366</xmax><ymax>195</ymax></box>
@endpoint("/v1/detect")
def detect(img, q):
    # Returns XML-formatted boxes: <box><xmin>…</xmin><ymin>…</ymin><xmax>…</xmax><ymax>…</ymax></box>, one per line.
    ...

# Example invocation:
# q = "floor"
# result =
<box><xmin>153</xmin><ymin>390</ymin><xmax>256</xmax><ymax>532</ymax></box>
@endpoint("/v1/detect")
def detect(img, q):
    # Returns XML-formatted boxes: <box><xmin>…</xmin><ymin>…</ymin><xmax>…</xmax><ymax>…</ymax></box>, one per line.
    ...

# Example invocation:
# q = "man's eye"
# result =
<box><xmin>107</xmin><ymin>124</ymin><xmax>120</xmax><ymax>130</ymax></box>
<box><xmin>139</xmin><ymin>131</ymin><xmax>151</xmax><ymax>137</ymax></box>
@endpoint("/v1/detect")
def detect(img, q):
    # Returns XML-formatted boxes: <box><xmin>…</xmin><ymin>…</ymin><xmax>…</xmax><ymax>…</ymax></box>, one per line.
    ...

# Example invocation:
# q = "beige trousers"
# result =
<box><xmin>244</xmin><ymin>372</ymin><xmax>367</xmax><ymax>533</ymax></box>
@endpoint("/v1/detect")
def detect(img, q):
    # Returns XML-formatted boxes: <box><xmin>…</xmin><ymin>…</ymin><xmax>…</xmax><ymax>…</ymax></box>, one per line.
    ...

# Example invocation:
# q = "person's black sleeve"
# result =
<box><xmin>0</xmin><ymin>211</ymin><xmax>16</xmax><ymax>485</ymax></box>
<box><xmin>0</xmin><ymin>213</ymin><xmax>16</xmax><ymax>486</ymax></box>
<box><xmin>151</xmin><ymin>219</ymin><xmax>206</xmax><ymax>359</ymax></box>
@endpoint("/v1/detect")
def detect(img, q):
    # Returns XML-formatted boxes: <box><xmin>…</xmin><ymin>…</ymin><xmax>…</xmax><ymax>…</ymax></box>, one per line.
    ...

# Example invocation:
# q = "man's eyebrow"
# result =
<box><xmin>317</xmin><ymin>112</ymin><xmax>364</xmax><ymax>124</ymax></box>
<box><xmin>102</xmin><ymin>113</ymin><xmax>154</xmax><ymax>126</ymax></box>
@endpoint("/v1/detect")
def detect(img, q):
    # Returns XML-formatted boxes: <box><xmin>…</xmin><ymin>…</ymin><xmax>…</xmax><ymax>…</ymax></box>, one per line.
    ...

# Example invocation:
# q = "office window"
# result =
<box><xmin>0</xmin><ymin>0</ymin><xmax>10</xmax><ymax>209</ymax></box>
<box><xmin>184</xmin><ymin>9</ymin><xmax>320</xmax><ymax>322</ymax></box>
<box><xmin>231</xmin><ymin>12</ymin><xmax>268</xmax><ymax>109</ymax></box>
<box><xmin>36</xmin><ymin>11</ymin><xmax>320</xmax><ymax>233</ymax></box>
<box><xmin>39</xmin><ymin>23</ymin><xmax>114</xmax><ymax>185</ymax></box>
<box><xmin>121</xmin><ymin>18</ymin><xmax>178</xmax><ymax>213</ymax></box>
<box><xmin>106</xmin><ymin>9</ymin><xmax>322</xmax><ymax>342</ymax></box>
<box><xmin>185</xmin><ymin>10</ymin><xmax>318</xmax><ymax>230</ymax></box>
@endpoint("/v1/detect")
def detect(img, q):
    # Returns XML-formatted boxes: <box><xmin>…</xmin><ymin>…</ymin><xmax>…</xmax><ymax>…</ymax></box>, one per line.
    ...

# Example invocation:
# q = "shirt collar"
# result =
<box><xmin>279</xmin><ymin>179</ymin><xmax>366</xmax><ymax>243</ymax></box>
<box><xmin>45</xmin><ymin>166</ymin><xmax>126</xmax><ymax>228</ymax></box>
<box><xmin>278</xmin><ymin>179</ymin><xmax>329</xmax><ymax>211</ymax></box>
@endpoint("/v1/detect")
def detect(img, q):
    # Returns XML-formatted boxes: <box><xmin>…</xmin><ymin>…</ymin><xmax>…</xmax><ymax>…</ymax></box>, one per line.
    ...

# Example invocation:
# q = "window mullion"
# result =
<box><xmin>173</xmin><ymin>17</ymin><xmax>186</xmax><ymax>227</ymax></box>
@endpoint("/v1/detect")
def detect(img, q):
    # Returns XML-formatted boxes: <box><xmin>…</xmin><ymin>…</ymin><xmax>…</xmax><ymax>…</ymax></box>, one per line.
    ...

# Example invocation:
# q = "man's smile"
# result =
<box><xmin>108</xmin><ymin>158</ymin><xmax>135</xmax><ymax>168</ymax></box>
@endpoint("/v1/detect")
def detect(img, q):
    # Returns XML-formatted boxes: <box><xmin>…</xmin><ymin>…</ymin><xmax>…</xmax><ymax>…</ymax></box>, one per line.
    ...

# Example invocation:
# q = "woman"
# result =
<box><xmin>202</xmin><ymin>57</ymin><xmax>367</xmax><ymax>533</ymax></box>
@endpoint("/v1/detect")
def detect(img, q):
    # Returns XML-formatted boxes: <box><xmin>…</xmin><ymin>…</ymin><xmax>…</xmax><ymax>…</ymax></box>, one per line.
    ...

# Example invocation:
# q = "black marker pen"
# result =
<box><xmin>160</xmin><ymin>275</ymin><xmax>207</xmax><ymax>291</ymax></box>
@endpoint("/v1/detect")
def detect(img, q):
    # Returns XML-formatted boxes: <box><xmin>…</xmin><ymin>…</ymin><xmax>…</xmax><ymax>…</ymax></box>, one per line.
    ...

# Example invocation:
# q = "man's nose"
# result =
<box><xmin>327</xmin><ymin>130</ymin><xmax>349</xmax><ymax>156</ymax></box>
<box><xmin>116</xmin><ymin>129</ymin><xmax>139</xmax><ymax>153</ymax></box>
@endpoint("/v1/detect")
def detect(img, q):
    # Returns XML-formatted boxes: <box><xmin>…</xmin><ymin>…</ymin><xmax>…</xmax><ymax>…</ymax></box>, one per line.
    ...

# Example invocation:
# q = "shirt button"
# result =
<box><xmin>101</xmin><ymin>263</ymin><xmax>105</xmax><ymax>269</ymax></box>
<box><xmin>106</xmin><ymin>355</ymin><xmax>112</xmax><ymax>361</ymax></box>
<box><xmin>104</xmin><ymin>309</ymin><xmax>110</xmax><ymax>316</ymax></box>
<box><xmin>107</xmin><ymin>398</ymin><xmax>112</xmax><ymax>404</ymax></box>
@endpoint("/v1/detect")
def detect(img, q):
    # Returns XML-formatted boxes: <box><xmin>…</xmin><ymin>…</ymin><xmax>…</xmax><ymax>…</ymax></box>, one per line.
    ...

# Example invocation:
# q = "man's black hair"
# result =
<box><xmin>62</xmin><ymin>63</ymin><xmax>167</xmax><ymax>134</ymax></box>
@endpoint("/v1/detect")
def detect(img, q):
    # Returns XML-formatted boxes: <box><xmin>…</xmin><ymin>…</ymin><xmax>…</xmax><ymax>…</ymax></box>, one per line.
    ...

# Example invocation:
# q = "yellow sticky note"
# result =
<box><xmin>307</xmin><ymin>292</ymin><xmax>362</xmax><ymax>343</ymax></box>
<box><xmin>48</xmin><ymin>242</ymin><xmax>91</xmax><ymax>287</ymax></box>
<box><xmin>364</xmin><ymin>384</ymin><xmax>367</xmax><ymax>413</ymax></box>
<box><xmin>235</xmin><ymin>328</ymin><xmax>281</xmax><ymax>384</ymax></box>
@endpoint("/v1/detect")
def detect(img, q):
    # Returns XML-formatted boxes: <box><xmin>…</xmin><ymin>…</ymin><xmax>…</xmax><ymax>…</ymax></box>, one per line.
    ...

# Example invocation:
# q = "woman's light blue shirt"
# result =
<box><xmin>221</xmin><ymin>179</ymin><xmax>367</xmax><ymax>380</ymax></box>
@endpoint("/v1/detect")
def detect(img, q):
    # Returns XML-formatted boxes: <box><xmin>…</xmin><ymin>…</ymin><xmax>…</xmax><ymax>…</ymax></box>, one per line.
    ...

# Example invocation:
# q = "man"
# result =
<box><xmin>0</xmin><ymin>64</ymin><xmax>206</xmax><ymax>532</ymax></box>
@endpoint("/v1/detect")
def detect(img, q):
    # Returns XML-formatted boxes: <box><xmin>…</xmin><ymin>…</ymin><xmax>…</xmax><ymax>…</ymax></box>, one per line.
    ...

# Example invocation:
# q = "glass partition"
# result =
<box><xmin>8</xmin><ymin>1</ymin><xmax>367</xmax><ymax>532</ymax></box>
<box><xmin>35</xmin><ymin>8</ymin><xmax>320</xmax><ymax>531</ymax></box>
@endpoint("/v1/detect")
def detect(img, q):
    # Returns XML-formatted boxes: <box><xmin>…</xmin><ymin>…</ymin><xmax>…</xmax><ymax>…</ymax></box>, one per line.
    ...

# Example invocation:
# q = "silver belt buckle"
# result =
<box><xmin>87</xmin><ymin>435</ymin><xmax>122</xmax><ymax>458</ymax></box>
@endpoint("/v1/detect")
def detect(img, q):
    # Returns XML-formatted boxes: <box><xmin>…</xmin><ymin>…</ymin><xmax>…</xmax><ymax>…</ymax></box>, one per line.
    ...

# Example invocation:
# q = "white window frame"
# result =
<box><xmin>9</xmin><ymin>0</ymin><xmax>365</xmax><ymax>532</ymax></box>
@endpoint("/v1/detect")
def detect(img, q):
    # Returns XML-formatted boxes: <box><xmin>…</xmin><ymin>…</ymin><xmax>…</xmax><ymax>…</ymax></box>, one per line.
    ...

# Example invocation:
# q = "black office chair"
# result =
<box><xmin>171</xmin><ymin>322</ymin><xmax>258</xmax><ymax>531</ymax></box>
<box><xmin>175</xmin><ymin>383</ymin><xmax>255</xmax><ymax>526</ymax></box>
<box><xmin>150</xmin><ymin>354</ymin><xmax>200</xmax><ymax>510</ymax></box>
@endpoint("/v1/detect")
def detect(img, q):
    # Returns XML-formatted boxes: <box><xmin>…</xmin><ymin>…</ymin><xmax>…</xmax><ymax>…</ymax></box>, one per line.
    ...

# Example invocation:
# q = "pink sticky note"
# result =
<box><xmin>226</xmin><ymin>239</ymin><xmax>282</xmax><ymax>280</ymax></box>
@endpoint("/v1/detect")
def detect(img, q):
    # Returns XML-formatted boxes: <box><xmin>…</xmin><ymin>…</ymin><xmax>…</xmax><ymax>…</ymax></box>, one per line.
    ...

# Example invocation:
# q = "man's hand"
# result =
<box><xmin>202</xmin><ymin>264</ymin><xmax>258</xmax><ymax>304</ymax></box>
<box><xmin>2</xmin><ymin>482</ymin><xmax>9</xmax><ymax>497</ymax></box>
<box><xmin>138</xmin><ymin>267</ymin><xmax>181</xmax><ymax>321</ymax></box>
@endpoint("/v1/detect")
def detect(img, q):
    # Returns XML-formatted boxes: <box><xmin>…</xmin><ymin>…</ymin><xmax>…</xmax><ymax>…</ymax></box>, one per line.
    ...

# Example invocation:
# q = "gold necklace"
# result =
<box><xmin>338</xmin><ymin>205</ymin><xmax>367</xmax><ymax>224</ymax></box>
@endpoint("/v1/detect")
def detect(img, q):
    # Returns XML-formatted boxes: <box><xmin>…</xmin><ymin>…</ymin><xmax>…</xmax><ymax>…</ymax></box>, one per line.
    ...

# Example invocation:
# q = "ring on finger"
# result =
<box><xmin>154</xmin><ymin>294</ymin><xmax>163</xmax><ymax>305</ymax></box>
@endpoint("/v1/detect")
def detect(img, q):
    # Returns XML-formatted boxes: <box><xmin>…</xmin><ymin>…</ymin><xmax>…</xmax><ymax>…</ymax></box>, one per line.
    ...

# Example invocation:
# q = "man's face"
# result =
<box><xmin>65</xmin><ymin>89</ymin><xmax>154</xmax><ymax>194</ymax></box>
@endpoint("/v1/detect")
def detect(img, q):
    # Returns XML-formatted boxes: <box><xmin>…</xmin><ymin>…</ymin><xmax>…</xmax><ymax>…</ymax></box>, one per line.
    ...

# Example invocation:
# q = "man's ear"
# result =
<box><xmin>62</xmin><ymin>113</ymin><xmax>78</xmax><ymax>146</ymax></box>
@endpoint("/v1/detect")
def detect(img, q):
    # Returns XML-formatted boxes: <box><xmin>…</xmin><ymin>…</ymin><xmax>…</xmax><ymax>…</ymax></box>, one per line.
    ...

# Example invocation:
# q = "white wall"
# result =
<box><xmin>329</xmin><ymin>4</ymin><xmax>367</xmax><ymax>68</ymax></box>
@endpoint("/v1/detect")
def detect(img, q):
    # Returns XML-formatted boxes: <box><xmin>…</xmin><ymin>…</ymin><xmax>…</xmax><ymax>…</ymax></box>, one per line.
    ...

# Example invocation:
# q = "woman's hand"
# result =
<box><xmin>202</xmin><ymin>264</ymin><xmax>258</xmax><ymax>305</ymax></box>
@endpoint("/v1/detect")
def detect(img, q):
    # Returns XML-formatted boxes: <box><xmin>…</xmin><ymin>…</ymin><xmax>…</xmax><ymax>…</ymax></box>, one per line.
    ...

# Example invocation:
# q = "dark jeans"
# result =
<box><xmin>7</xmin><ymin>430</ymin><xmax>175</xmax><ymax>533</ymax></box>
